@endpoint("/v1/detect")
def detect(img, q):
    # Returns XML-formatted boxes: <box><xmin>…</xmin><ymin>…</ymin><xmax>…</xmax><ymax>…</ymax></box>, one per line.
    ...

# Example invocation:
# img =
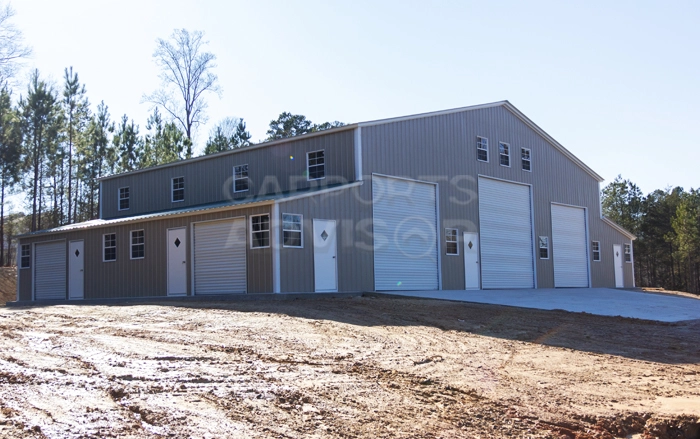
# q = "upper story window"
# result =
<box><xmin>131</xmin><ymin>230</ymin><xmax>145</xmax><ymax>259</ymax></box>
<box><xmin>445</xmin><ymin>228</ymin><xmax>458</xmax><ymax>255</ymax></box>
<box><xmin>539</xmin><ymin>236</ymin><xmax>549</xmax><ymax>259</ymax></box>
<box><xmin>521</xmin><ymin>147</ymin><xmax>531</xmax><ymax>172</ymax></box>
<box><xmin>251</xmin><ymin>214</ymin><xmax>270</xmax><ymax>248</ymax></box>
<box><xmin>282</xmin><ymin>213</ymin><xmax>303</xmax><ymax>248</ymax></box>
<box><xmin>307</xmin><ymin>150</ymin><xmax>325</xmax><ymax>180</ymax></box>
<box><xmin>20</xmin><ymin>244</ymin><xmax>30</xmax><ymax>268</ymax></box>
<box><xmin>499</xmin><ymin>142</ymin><xmax>510</xmax><ymax>167</ymax></box>
<box><xmin>477</xmin><ymin>136</ymin><xmax>489</xmax><ymax>162</ymax></box>
<box><xmin>118</xmin><ymin>187</ymin><xmax>130</xmax><ymax>211</ymax></box>
<box><xmin>104</xmin><ymin>233</ymin><xmax>117</xmax><ymax>262</ymax></box>
<box><xmin>624</xmin><ymin>243</ymin><xmax>632</xmax><ymax>263</ymax></box>
<box><xmin>234</xmin><ymin>164</ymin><xmax>249</xmax><ymax>193</ymax></box>
<box><xmin>592</xmin><ymin>241</ymin><xmax>600</xmax><ymax>261</ymax></box>
<box><xmin>172</xmin><ymin>177</ymin><xmax>184</xmax><ymax>202</ymax></box>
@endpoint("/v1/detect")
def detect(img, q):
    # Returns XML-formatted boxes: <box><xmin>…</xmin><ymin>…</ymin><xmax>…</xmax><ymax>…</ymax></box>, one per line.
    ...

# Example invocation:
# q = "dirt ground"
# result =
<box><xmin>0</xmin><ymin>267</ymin><xmax>16</xmax><ymax>306</ymax></box>
<box><xmin>0</xmin><ymin>295</ymin><xmax>698</xmax><ymax>439</ymax></box>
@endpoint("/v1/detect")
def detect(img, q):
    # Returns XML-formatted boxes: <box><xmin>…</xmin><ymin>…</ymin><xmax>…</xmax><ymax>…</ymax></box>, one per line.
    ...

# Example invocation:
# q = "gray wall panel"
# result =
<box><xmin>360</xmin><ymin>106</ymin><xmax>633</xmax><ymax>289</ymax></box>
<box><xmin>101</xmin><ymin>130</ymin><xmax>355</xmax><ymax>219</ymax></box>
<box><xmin>18</xmin><ymin>205</ymin><xmax>272</xmax><ymax>300</ymax></box>
<box><xmin>278</xmin><ymin>185</ymin><xmax>374</xmax><ymax>293</ymax></box>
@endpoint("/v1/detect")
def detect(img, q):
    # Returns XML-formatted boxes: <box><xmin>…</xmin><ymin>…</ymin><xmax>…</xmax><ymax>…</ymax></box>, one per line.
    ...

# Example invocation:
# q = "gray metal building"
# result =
<box><xmin>15</xmin><ymin>101</ymin><xmax>636</xmax><ymax>302</ymax></box>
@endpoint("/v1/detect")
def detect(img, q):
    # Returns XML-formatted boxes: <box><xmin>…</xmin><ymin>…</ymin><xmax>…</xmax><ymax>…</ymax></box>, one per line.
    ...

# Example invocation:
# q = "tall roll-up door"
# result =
<box><xmin>478</xmin><ymin>177</ymin><xmax>534</xmax><ymax>289</ymax></box>
<box><xmin>34</xmin><ymin>241</ymin><xmax>66</xmax><ymax>300</ymax></box>
<box><xmin>372</xmin><ymin>175</ymin><xmax>439</xmax><ymax>291</ymax></box>
<box><xmin>194</xmin><ymin>218</ymin><xmax>247</xmax><ymax>294</ymax></box>
<box><xmin>551</xmin><ymin>204</ymin><xmax>589</xmax><ymax>287</ymax></box>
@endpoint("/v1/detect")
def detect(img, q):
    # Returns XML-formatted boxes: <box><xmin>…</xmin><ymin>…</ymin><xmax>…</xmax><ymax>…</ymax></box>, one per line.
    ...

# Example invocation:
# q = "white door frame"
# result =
<box><xmin>463</xmin><ymin>232</ymin><xmax>480</xmax><ymax>290</ymax></box>
<box><xmin>68</xmin><ymin>240</ymin><xmax>84</xmax><ymax>300</ymax></box>
<box><xmin>613</xmin><ymin>244</ymin><xmax>624</xmax><ymax>288</ymax></box>
<box><xmin>313</xmin><ymin>219</ymin><xmax>338</xmax><ymax>293</ymax></box>
<box><xmin>167</xmin><ymin>227</ymin><xmax>187</xmax><ymax>296</ymax></box>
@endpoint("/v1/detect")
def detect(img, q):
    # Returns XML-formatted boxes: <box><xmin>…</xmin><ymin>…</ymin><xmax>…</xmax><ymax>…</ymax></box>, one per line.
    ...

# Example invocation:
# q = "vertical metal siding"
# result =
<box><xmin>360</xmin><ymin>106</ymin><xmax>633</xmax><ymax>289</ymax></box>
<box><xmin>277</xmin><ymin>185</ymin><xmax>374</xmax><ymax>293</ymax></box>
<box><xmin>101</xmin><ymin>130</ymin><xmax>355</xmax><ymax>219</ymax></box>
<box><xmin>17</xmin><ymin>205</ymin><xmax>272</xmax><ymax>300</ymax></box>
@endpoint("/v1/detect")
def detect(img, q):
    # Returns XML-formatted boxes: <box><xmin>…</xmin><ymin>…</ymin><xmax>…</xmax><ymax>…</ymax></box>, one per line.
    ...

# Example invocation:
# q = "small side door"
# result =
<box><xmin>167</xmin><ymin>228</ymin><xmax>187</xmax><ymax>296</ymax></box>
<box><xmin>613</xmin><ymin>244</ymin><xmax>624</xmax><ymax>288</ymax></box>
<box><xmin>313</xmin><ymin>219</ymin><xmax>338</xmax><ymax>292</ymax></box>
<box><xmin>69</xmin><ymin>240</ymin><xmax>84</xmax><ymax>300</ymax></box>
<box><xmin>463</xmin><ymin>232</ymin><xmax>480</xmax><ymax>290</ymax></box>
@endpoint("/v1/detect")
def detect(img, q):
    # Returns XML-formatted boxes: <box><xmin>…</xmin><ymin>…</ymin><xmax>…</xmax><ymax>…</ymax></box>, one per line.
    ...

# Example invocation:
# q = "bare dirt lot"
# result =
<box><xmin>0</xmin><ymin>296</ymin><xmax>699</xmax><ymax>438</ymax></box>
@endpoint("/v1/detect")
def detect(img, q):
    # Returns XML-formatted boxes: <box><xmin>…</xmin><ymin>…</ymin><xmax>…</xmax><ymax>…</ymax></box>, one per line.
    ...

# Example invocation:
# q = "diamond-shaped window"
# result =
<box><xmin>174</xmin><ymin>238</ymin><xmax>181</xmax><ymax>248</ymax></box>
<box><xmin>468</xmin><ymin>241</ymin><xmax>473</xmax><ymax>249</ymax></box>
<box><xmin>74</xmin><ymin>249</ymin><xmax>80</xmax><ymax>257</ymax></box>
<box><xmin>321</xmin><ymin>230</ymin><xmax>328</xmax><ymax>241</ymax></box>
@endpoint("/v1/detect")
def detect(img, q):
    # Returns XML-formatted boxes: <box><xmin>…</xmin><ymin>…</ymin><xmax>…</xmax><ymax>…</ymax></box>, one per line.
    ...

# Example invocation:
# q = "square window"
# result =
<box><xmin>539</xmin><ymin>236</ymin><xmax>549</xmax><ymax>259</ymax></box>
<box><xmin>20</xmin><ymin>244</ymin><xmax>30</xmax><ymax>268</ymax></box>
<box><xmin>592</xmin><ymin>241</ymin><xmax>600</xmax><ymax>262</ymax></box>
<box><xmin>234</xmin><ymin>165</ymin><xmax>249</xmax><ymax>192</ymax></box>
<box><xmin>131</xmin><ymin>230</ymin><xmax>145</xmax><ymax>259</ymax></box>
<box><xmin>521</xmin><ymin>148</ymin><xmax>531</xmax><ymax>172</ymax></box>
<box><xmin>251</xmin><ymin>214</ymin><xmax>270</xmax><ymax>248</ymax></box>
<box><xmin>307</xmin><ymin>150</ymin><xmax>325</xmax><ymax>180</ymax></box>
<box><xmin>119</xmin><ymin>187</ymin><xmax>130</xmax><ymax>211</ymax></box>
<box><xmin>445</xmin><ymin>228</ymin><xmax>458</xmax><ymax>255</ymax></box>
<box><xmin>104</xmin><ymin>233</ymin><xmax>117</xmax><ymax>262</ymax></box>
<box><xmin>282</xmin><ymin>213</ymin><xmax>303</xmax><ymax>248</ymax></box>
<box><xmin>624</xmin><ymin>243</ymin><xmax>632</xmax><ymax>263</ymax></box>
<box><xmin>172</xmin><ymin>177</ymin><xmax>184</xmax><ymax>202</ymax></box>
<box><xmin>499</xmin><ymin>142</ymin><xmax>510</xmax><ymax>167</ymax></box>
<box><xmin>477</xmin><ymin>137</ymin><xmax>488</xmax><ymax>162</ymax></box>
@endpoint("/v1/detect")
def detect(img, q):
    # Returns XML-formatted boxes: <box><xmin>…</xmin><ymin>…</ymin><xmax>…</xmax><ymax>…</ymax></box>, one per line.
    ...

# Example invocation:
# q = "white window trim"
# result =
<box><xmin>499</xmin><ymin>142</ymin><xmax>511</xmax><ymax>168</ymax></box>
<box><xmin>477</xmin><ymin>136</ymin><xmax>489</xmax><ymax>163</ymax></box>
<box><xmin>592</xmin><ymin>241</ymin><xmax>601</xmax><ymax>262</ymax></box>
<box><xmin>171</xmin><ymin>176</ymin><xmax>185</xmax><ymax>203</ymax></box>
<box><xmin>306</xmin><ymin>150</ymin><xmax>326</xmax><ymax>181</ymax></box>
<box><xmin>118</xmin><ymin>186</ymin><xmax>130</xmax><ymax>211</ymax></box>
<box><xmin>233</xmin><ymin>164</ymin><xmax>249</xmax><ymax>193</ymax></box>
<box><xmin>521</xmin><ymin>147</ymin><xmax>531</xmax><ymax>172</ymax></box>
<box><xmin>103</xmin><ymin>233</ymin><xmax>117</xmax><ymax>262</ymax></box>
<box><xmin>130</xmin><ymin>229</ymin><xmax>145</xmax><ymax>260</ymax></box>
<box><xmin>250</xmin><ymin>214</ymin><xmax>271</xmax><ymax>249</ymax></box>
<box><xmin>539</xmin><ymin>236</ymin><xmax>549</xmax><ymax>260</ymax></box>
<box><xmin>282</xmin><ymin>213</ymin><xmax>304</xmax><ymax>248</ymax></box>
<box><xmin>624</xmin><ymin>243</ymin><xmax>632</xmax><ymax>263</ymax></box>
<box><xmin>19</xmin><ymin>244</ymin><xmax>30</xmax><ymax>269</ymax></box>
<box><xmin>445</xmin><ymin>228</ymin><xmax>459</xmax><ymax>256</ymax></box>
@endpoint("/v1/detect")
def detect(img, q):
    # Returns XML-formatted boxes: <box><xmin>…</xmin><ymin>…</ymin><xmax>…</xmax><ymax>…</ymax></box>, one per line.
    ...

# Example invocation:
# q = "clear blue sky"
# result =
<box><xmin>10</xmin><ymin>0</ymin><xmax>700</xmax><ymax>199</ymax></box>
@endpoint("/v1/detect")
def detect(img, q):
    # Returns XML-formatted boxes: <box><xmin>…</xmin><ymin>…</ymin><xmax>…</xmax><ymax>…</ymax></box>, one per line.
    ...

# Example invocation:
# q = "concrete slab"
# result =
<box><xmin>375</xmin><ymin>288</ymin><xmax>700</xmax><ymax>322</ymax></box>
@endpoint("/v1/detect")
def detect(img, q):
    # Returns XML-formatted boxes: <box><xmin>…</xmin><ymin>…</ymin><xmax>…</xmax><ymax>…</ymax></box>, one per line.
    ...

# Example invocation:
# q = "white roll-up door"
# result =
<box><xmin>372</xmin><ymin>175</ymin><xmax>439</xmax><ymax>291</ymax></box>
<box><xmin>478</xmin><ymin>177</ymin><xmax>534</xmax><ymax>289</ymax></box>
<box><xmin>34</xmin><ymin>241</ymin><xmax>66</xmax><ymax>300</ymax></box>
<box><xmin>551</xmin><ymin>204</ymin><xmax>589</xmax><ymax>287</ymax></box>
<box><xmin>194</xmin><ymin>218</ymin><xmax>247</xmax><ymax>294</ymax></box>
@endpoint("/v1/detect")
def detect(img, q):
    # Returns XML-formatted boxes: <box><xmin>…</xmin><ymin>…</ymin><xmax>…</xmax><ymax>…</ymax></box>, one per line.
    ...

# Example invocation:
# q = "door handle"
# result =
<box><xmin>332</xmin><ymin>256</ymin><xmax>336</xmax><ymax>259</ymax></box>
<box><xmin>182</xmin><ymin>261</ymin><xmax>186</xmax><ymax>264</ymax></box>
<box><xmin>80</xmin><ymin>269</ymin><xmax>84</xmax><ymax>272</ymax></box>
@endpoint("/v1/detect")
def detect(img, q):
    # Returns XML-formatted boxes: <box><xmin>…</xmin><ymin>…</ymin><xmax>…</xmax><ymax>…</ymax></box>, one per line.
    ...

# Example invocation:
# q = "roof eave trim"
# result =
<box><xmin>15</xmin><ymin>199</ymin><xmax>276</xmax><ymax>238</ymax></box>
<box><xmin>602</xmin><ymin>216</ymin><xmax>637</xmax><ymax>240</ymax></box>
<box><xmin>357</xmin><ymin>101</ymin><xmax>508</xmax><ymax>128</ymax></box>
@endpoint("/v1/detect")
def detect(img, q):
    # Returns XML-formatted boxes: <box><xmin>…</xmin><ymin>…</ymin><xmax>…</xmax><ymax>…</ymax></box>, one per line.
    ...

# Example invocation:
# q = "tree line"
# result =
<box><xmin>602</xmin><ymin>176</ymin><xmax>700</xmax><ymax>295</ymax></box>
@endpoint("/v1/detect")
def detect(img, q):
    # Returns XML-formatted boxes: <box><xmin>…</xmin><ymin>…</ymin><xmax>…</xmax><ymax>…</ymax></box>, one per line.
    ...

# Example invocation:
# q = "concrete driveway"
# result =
<box><xmin>376</xmin><ymin>288</ymin><xmax>700</xmax><ymax>322</ymax></box>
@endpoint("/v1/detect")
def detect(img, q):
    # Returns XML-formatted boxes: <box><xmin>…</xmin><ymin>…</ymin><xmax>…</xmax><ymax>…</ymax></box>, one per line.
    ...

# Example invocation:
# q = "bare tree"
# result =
<box><xmin>143</xmin><ymin>29</ymin><xmax>220</xmax><ymax>157</ymax></box>
<box><xmin>0</xmin><ymin>3</ymin><xmax>31</xmax><ymax>85</ymax></box>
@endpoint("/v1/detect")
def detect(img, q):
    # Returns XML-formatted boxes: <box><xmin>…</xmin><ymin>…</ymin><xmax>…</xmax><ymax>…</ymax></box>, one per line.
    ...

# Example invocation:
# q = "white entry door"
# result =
<box><xmin>313</xmin><ymin>219</ymin><xmax>338</xmax><ymax>292</ymax></box>
<box><xmin>68</xmin><ymin>240</ymin><xmax>84</xmax><ymax>300</ymax></box>
<box><xmin>167</xmin><ymin>227</ymin><xmax>187</xmax><ymax>296</ymax></box>
<box><xmin>613</xmin><ymin>244</ymin><xmax>624</xmax><ymax>288</ymax></box>
<box><xmin>463</xmin><ymin>232</ymin><xmax>480</xmax><ymax>290</ymax></box>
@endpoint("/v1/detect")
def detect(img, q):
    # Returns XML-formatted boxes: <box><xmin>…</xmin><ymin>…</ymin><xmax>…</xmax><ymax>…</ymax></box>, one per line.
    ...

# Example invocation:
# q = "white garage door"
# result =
<box><xmin>478</xmin><ymin>178</ymin><xmax>534</xmax><ymax>289</ymax></box>
<box><xmin>35</xmin><ymin>241</ymin><xmax>66</xmax><ymax>300</ymax></box>
<box><xmin>372</xmin><ymin>175</ymin><xmax>439</xmax><ymax>291</ymax></box>
<box><xmin>551</xmin><ymin>204</ymin><xmax>589</xmax><ymax>287</ymax></box>
<box><xmin>194</xmin><ymin>218</ymin><xmax>247</xmax><ymax>294</ymax></box>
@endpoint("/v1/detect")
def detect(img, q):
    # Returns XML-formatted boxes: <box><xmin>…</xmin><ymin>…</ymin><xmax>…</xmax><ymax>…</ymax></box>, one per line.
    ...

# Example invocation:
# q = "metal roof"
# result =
<box><xmin>16</xmin><ymin>183</ymin><xmax>355</xmax><ymax>238</ymax></box>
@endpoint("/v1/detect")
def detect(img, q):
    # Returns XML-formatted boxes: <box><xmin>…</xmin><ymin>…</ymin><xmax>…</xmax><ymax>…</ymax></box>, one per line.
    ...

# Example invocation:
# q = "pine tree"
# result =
<box><xmin>19</xmin><ymin>70</ymin><xmax>62</xmax><ymax>232</ymax></box>
<box><xmin>0</xmin><ymin>86</ymin><xmax>21</xmax><ymax>265</ymax></box>
<box><xmin>113</xmin><ymin>115</ymin><xmax>142</xmax><ymax>173</ymax></box>
<box><xmin>62</xmin><ymin>67</ymin><xmax>90</xmax><ymax>224</ymax></box>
